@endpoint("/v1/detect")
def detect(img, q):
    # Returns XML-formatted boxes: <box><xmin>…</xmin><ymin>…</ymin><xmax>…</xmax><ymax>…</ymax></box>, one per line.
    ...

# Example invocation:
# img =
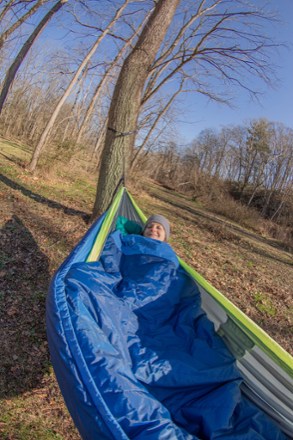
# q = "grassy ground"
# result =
<box><xmin>0</xmin><ymin>137</ymin><xmax>292</xmax><ymax>439</ymax></box>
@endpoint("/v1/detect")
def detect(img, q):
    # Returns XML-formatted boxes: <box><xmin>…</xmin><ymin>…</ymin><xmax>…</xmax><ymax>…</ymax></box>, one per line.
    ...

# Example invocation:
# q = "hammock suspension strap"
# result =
<box><xmin>107</xmin><ymin>126</ymin><xmax>137</xmax><ymax>138</ymax></box>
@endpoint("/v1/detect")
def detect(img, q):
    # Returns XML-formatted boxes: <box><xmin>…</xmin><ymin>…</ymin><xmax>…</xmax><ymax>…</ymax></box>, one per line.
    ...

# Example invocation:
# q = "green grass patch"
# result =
<box><xmin>0</xmin><ymin>408</ymin><xmax>63</xmax><ymax>440</ymax></box>
<box><xmin>0</xmin><ymin>138</ymin><xmax>32</xmax><ymax>165</ymax></box>
<box><xmin>253</xmin><ymin>292</ymin><xmax>277</xmax><ymax>317</ymax></box>
<box><xmin>0</xmin><ymin>162</ymin><xmax>20</xmax><ymax>179</ymax></box>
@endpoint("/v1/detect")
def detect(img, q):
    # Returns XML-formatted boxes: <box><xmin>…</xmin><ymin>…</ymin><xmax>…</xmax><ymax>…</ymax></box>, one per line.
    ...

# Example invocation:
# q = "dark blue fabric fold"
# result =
<box><xmin>64</xmin><ymin>231</ymin><xmax>287</xmax><ymax>439</ymax></box>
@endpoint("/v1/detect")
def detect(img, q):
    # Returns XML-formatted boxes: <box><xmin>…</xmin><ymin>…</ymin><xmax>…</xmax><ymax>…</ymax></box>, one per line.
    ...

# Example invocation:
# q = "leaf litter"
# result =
<box><xmin>0</xmin><ymin>157</ymin><xmax>292</xmax><ymax>439</ymax></box>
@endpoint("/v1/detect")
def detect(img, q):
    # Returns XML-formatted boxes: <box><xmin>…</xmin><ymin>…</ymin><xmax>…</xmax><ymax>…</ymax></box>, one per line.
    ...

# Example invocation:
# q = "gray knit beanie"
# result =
<box><xmin>144</xmin><ymin>214</ymin><xmax>170</xmax><ymax>241</ymax></box>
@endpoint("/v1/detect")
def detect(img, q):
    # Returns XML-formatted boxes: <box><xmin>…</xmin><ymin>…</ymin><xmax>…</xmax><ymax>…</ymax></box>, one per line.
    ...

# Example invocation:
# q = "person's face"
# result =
<box><xmin>143</xmin><ymin>222</ymin><xmax>166</xmax><ymax>241</ymax></box>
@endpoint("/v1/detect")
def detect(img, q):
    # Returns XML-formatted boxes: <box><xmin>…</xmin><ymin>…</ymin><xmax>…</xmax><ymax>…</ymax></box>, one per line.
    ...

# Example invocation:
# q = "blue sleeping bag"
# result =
<box><xmin>62</xmin><ymin>231</ymin><xmax>287</xmax><ymax>439</ymax></box>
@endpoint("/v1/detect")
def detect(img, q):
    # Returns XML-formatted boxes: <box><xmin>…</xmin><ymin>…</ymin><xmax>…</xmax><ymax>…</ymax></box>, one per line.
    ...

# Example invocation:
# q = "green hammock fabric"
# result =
<box><xmin>116</xmin><ymin>215</ymin><xmax>143</xmax><ymax>235</ymax></box>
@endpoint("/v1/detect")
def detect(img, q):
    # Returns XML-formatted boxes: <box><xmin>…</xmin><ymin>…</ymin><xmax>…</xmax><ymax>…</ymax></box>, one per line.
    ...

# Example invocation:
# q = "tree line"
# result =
<box><xmin>1</xmin><ymin>0</ymin><xmax>290</xmax><ymax>224</ymax></box>
<box><xmin>135</xmin><ymin>118</ymin><xmax>293</xmax><ymax>230</ymax></box>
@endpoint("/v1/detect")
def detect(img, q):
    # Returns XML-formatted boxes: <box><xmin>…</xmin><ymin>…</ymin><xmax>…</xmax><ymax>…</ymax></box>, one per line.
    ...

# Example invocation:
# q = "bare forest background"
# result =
<box><xmin>0</xmin><ymin>0</ymin><xmax>292</xmax><ymax>247</ymax></box>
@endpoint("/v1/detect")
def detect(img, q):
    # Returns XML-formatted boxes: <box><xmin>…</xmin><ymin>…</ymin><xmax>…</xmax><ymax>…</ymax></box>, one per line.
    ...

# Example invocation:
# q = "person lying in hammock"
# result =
<box><xmin>142</xmin><ymin>214</ymin><xmax>170</xmax><ymax>242</ymax></box>
<box><xmin>116</xmin><ymin>213</ymin><xmax>171</xmax><ymax>242</ymax></box>
<box><xmin>63</xmin><ymin>212</ymin><xmax>287</xmax><ymax>440</ymax></box>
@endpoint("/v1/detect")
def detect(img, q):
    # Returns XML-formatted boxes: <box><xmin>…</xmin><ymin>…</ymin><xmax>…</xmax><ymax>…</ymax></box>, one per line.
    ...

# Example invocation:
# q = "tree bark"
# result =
<box><xmin>0</xmin><ymin>1</ymin><xmax>67</xmax><ymax>115</ymax></box>
<box><xmin>92</xmin><ymin>0</ymin><xmax>180</xmax><ymax>219</ymax></box>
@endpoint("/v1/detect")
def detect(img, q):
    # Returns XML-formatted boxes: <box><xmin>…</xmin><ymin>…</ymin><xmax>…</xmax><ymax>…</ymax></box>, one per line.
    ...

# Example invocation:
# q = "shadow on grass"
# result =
<box><xmin>0</xmin><ymin>173</ymin><xmax>90</xmax><ymax>222</ymax></box>
<box><xmin>0</xmin><ymin>216</ymin><xmax>50</xmax><ymax>397</ymax></box>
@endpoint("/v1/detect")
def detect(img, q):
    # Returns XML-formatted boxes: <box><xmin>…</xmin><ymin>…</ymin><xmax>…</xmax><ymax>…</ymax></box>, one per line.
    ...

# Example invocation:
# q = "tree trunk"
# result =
<box><xmin>28</xmin><ymin>0</ymin><xmax>130</xmax><ymax>172</ymax></box>
<box><xmin>0</xmin><ymin>1</ymin><xmax>67</xmax><ymax>115</ymax></box>
<box><xmin>92</xmin><ymin>0</ymin><xmax>180</xmax><ymax>219</ymax></box>
<box><xmin>270</xmin><ymin>199</ymin><xmax>285</xmax><ymax>221</ymax></box>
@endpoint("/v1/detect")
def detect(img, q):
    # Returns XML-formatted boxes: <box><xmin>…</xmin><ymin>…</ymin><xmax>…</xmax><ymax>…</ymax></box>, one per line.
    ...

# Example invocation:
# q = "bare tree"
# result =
<box><xmin>92</xmin><ymin>0</ymin><xmax>278</xmax><ymax>217</ymax></box>
<box><xmin>75</xmin><ymin>8</ymin><xmax>152</xmax><ymax>145</ymax></box>
<box><xmin>141</xmin><ymin>0</ymin><xmax>276</xmax><ymax>106</ymax></box>
<box><xmin>0</xmin><ymin>0</ymin><xmax>46</xmax><ymax>50</ymax></box>
<box><xmin>131</xmin><ymin>81</ymin><xmax>184</xmax><ymax>170</ymax></box>
<box><xmin>28</xmin><ymin>0</ymin><xmax>131</xmax><ymax>172</ymax></box>
<box><xmin>238</xmin><ymin>119</ymin><xmax>272</xmax><ymax>198</ymax></box>
<box><xmin>92</xmin><ymin>0</ymin><xmax>181</xmax><ymax>218</ymax></box>
<box><xmin>262</xmin><ymin>124</ymin><xmax>293</xmax><ymax>217</ymax></box>
<box><xmin>0</xmin><ymin>0</ymin><xmax>68</xmax><ymax>115</ymax></box>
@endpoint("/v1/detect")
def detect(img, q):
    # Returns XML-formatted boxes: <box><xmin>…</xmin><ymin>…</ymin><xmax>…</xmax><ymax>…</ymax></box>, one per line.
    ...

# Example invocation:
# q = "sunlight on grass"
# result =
<box><xmin>0</xmin><ymin>138</ymin><xmax>32</xmax><ymax>163</ymax></box>
<box><xmin>253</xmin><ymin>292</ymin><xmax>277</xmax><ymax>317</ymax></box>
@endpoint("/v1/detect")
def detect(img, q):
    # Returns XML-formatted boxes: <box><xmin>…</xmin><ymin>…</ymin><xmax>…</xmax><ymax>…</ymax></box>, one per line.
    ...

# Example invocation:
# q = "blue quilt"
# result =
<box><xmin>64</xmin><ymin>231</ymin><xmax>286</xmax><ymax>439</ymax></box>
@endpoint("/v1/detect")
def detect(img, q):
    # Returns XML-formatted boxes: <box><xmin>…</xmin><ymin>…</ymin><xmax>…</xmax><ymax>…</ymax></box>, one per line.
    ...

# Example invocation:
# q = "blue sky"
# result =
<box><xmin>176</xmin><ymin>1</ymin><xmax>293</xmax><ymax>143</ymax></box>
<box><xmin>10</xmin><ymin>1</ymin><xmax>292</xmax><ymax>145</ymax></box>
